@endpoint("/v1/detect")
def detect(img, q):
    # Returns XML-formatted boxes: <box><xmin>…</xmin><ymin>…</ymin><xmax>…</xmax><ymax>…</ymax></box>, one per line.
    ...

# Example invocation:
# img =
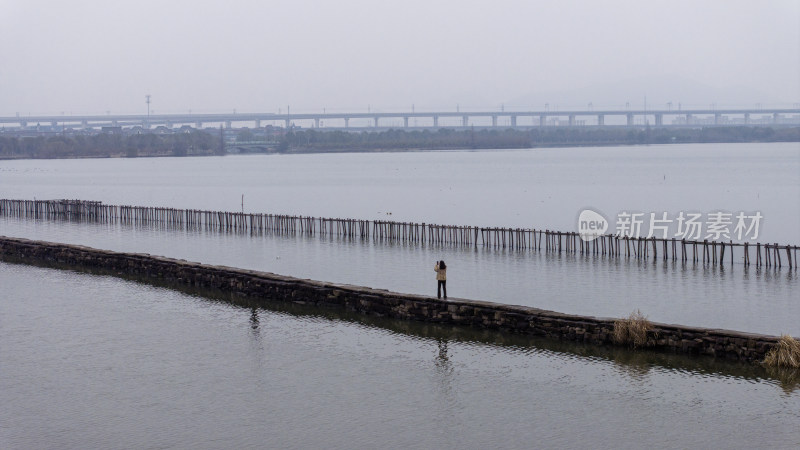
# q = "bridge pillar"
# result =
<box><xmin>686</xmin><ymin>114</ymin><xmax>692</xmax><ymax>125</ymax></box>
<box><xmin>714</xmin><ymin>114</ymin><xmax>720</xmax><ymax>125</ymax></box>
<box><xmin>226</xmin><ymin>121</ymin><xmax>232</xmax><ymax>129</ymax></box>
<box><xmin>315</xmin><ymin>118</ymin><xmax>320</xmax><ymax>128</ymax></box>
<box><xmin>510</xmin><ymin>116</ymin><xmax>517</xmax><ymax>127</ymax></box>
<box><xmin>81</xmin><ymin>120</ymin><xmax>88</xmax><ymax>129</ymax></box>
<box><xmin>374</xmin><ymin>117</ymin><xmax>379</xmax><ymax>127</ymax></box>
<box><xmin>539</xmin><ymin>115</ymin><xmax>546</xmax><ymax>127</ymax></box>
<box><xmin>773</xmin><ymin>113</ymin><xmax>780</xmax><ymax>124</ymax></box>
<box><xmin>626</xmin><ymin>114</ymin><xmax>633</xmax><ymax>126</ymax></box>
<box><xmin>404</xmin><ymin>117</ymin><xmax>409</xmax><ymax>128</ymax></box>
<box><xmin>433</xmin><ymin>116</ymin><xmax>439</xmax><ymax>127</ymax></box>
<box><xmin>284</xmin><ymin>119</ymin><xmax>290</xmax><ymax>128</ymax></box>
<box><xmin>344</xmin><ymin>118</ymin><xmax>350</xmax><ymax>128</ymax></box>
<box><xmin>462</xmin><ymin>115</ymin><xmax>468</xmax><ymax>127</ymax></box>
<box><xmin>655</xmin><ymin>114</ymin><xmax>663</xmax><ymax>126</ymax></box>
<box><xmin>597</xmin><ymin>115</ymin><xmax>604</xmax><ymax>126</ymax></box>
<box><xmin>744</xmin><ymin>113</ymin><xmax>750</xmax><ymax>124</ymax></box>
<box><xmin>568</xmin><ymin>115</ymin><xmax>575</xmax><ymax>126</ymax></box>
<box><xmin>255</xmin><ymin>119</ymin><xmax>261</xmax><ymax>128</ymax></box>
<box><xmin>492</xmin><ymin>115</ymin><xmax>497</xmax><ymax>127</ymax></box>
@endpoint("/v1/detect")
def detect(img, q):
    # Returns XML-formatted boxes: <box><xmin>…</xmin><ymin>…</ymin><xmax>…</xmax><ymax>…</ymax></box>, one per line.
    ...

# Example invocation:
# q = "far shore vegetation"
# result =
<box><xmin>0</xmin><ymin>130</ymin><xmax>223</xmax><ymax>159</ymax></box>
<box><xmin>1</xmin><ymin>125</ymin><xmax>798</xmax><ymax>160</ymax></box>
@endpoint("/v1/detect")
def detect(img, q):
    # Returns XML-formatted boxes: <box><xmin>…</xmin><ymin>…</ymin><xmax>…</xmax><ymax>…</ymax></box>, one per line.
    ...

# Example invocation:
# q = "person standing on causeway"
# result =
<box><xmin>434</xmin><ymin>260</ymin><xmax>447</xmax><ymax>299</ymax></box>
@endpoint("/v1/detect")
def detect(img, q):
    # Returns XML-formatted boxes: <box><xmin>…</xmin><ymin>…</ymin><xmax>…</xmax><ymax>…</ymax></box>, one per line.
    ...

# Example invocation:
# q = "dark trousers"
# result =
<box><xmin>437</xmin><ymin>280</ymin><xmax>447</xmax><ymax>298</ymax></box>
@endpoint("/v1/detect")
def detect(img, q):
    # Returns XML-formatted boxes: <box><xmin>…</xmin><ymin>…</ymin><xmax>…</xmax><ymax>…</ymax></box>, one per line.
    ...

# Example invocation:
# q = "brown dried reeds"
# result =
<box><xmin>613</xmin><ymin>309</ymin><xmax>653</xmax><ymax>348</ymax></box>
<box><xmin>763</xmin><ymin>334</ymin><xmax>800</xmax><ymax>368</ymax></box>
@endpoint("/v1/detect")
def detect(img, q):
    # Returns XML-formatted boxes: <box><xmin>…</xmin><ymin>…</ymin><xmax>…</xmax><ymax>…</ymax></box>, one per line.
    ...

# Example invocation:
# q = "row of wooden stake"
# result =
<box><xmin>1</xmin><ymin>199</ymin><xmax>797</xmax><ymax>269</ymax></box>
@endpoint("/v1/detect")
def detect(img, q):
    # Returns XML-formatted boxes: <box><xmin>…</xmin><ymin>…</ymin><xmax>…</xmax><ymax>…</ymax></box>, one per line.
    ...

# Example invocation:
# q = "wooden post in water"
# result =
<box><xmin>1</xmin><ymin>198</ymin><xmax>798</xmax><ymax>270</ymax></box>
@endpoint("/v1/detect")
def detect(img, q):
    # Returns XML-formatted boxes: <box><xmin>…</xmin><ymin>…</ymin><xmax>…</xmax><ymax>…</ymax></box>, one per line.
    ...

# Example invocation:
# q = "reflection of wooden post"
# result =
<box><xmin>730</xmin><ymin>241</ymin><xmax>734</xmax><ymax>266</ymax></box>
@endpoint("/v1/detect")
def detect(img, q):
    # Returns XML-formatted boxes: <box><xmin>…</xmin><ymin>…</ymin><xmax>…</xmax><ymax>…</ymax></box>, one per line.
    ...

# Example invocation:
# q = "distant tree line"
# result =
<box><xmin>0</xmin><ymin>130</ymin><xmax>222</xmax><ymax>159</ymax></box>
<box><xmin>278</xmin><ymin>126</ymin><xmax>800</xmax><ymax>152</ymax></box>
<box><xmin>1</xmin><ymin>126</ymin><xmax>797</xmax><ymax>159</ymax></box>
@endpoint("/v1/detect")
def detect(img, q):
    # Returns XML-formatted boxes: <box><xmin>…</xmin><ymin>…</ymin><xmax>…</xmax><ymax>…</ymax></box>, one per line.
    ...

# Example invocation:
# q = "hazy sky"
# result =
<box><xmin>1</xmin><ymin>0</ymin><xmax>798</xmax><ymax>115</ymax></box>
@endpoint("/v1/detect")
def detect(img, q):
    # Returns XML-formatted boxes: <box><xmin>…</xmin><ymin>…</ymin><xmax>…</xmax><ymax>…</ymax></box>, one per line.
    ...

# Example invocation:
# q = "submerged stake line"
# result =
<box><xmin>1</xmin><ymin>198</ymin><xmax>797</xmax><ymax>269</ymax></box>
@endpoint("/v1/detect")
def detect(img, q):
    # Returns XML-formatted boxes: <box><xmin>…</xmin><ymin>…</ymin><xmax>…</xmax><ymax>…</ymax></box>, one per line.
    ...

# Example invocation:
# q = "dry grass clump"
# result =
<box><xmin>763</xmin><ymin>335</ymin><xmax>800</xmax><ymax>368</ymax></box>
<box><xmin>613</xmin><ymin>309</ymin><xmax>652</xmax><ymax>348</ymax></box>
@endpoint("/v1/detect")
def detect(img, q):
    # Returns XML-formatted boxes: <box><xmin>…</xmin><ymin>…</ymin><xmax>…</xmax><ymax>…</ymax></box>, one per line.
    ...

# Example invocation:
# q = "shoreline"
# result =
<box><xmin>2</xmin><ymin>126</ymin><xmax>798</xmax><ymax>160</ymax></box>
<box><xmin>0</xmin><ymin>235</ymin><xmax>788</xmax><ymax>364</ymax></box>
<box><xmin>1</xmin><ymin>138</ymin><xmax>797</xmax><ymax>161</ymax></box>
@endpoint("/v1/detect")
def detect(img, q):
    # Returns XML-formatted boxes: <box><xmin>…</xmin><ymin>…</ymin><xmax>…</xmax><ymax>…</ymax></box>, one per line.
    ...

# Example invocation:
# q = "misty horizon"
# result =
<box><xmin>2</xmin><ymin>0</ymin><xmax>798</xmax><ymax>116</ymax></box>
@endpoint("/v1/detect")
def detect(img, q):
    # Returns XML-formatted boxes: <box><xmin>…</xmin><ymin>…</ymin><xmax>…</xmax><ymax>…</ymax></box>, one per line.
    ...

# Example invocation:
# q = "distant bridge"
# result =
<box><xmin>2</xmin><ymin>107</ymin><xmax>799</xmax><ymax>131</ymax></box>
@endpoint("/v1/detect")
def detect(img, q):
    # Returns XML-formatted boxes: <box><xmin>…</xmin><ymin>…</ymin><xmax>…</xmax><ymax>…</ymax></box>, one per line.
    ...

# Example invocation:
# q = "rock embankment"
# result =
<box><xmin>0</xmin><ymin>236</ymin><xmax>779</xmax><ymax>363</ymax></box>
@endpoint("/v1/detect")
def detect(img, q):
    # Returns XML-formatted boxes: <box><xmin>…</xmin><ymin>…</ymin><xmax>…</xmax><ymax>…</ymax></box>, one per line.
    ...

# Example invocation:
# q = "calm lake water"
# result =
<box><xmin>1</xmin><ymin>261</ymin><xmax>799</xmax><ymax>449</ymax></box>
<box><xmin>1</xmin><ymin>143</ymin><xmax>798</xmax><ymax>334</ymax></box>
<box><xmin>1</xmin><ymin>143</ymin><xmax>799</xmax><ymax>242</ymax></box>
<box><xmin>1</xmin><ymin>143</ymin><xmax>800</xmax><ymax>448</ymax></box>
